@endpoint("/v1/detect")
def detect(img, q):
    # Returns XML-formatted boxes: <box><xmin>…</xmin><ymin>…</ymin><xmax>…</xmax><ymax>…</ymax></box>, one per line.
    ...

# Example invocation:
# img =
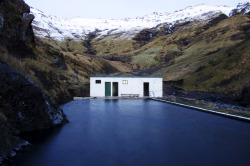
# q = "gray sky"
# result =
<box><xmin>24</xmin><ymin>0</ymin><xmax>245</xmax><ymax>19</ymax></box>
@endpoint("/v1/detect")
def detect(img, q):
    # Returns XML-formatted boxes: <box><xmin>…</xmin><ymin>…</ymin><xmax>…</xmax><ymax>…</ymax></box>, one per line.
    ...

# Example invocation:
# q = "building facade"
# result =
<box><xmin>90</xmin><ymin>76</ymin><xmax>163</xmax><ymax>97</ymax></box>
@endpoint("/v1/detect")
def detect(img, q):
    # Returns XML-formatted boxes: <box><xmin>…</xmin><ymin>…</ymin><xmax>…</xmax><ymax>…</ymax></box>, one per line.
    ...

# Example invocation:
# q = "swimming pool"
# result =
<box><xmin>10</xmin><ymin>99</ymin><xmax>250</xmax><ymax>166</ymax></box>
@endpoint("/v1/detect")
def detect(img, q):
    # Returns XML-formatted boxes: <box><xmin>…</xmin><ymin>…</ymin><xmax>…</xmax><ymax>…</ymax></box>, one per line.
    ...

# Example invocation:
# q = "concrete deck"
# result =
<box><xmin>151</xmin><ymin>98</ymin><xmax>250</xmax><ymax>122</ymax></box>
<box><xmin>73</xmin><ymin>96</ymin><xmax>151</xmax><ymax>100</ymax></box>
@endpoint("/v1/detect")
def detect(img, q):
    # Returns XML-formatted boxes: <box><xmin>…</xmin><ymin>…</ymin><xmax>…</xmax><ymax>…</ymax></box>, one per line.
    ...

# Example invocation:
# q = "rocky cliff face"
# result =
<box><xmin>0</xmin><ymin>60</ymin><xmax>67</xmax><ymax>163</ymax></box>
<box><xmin>0</xmin><ymin>0</ymin><xmax>35</xmax><ymax>58</ymax></box>
<box><xmin>0</xmin><ymin>60</ymin><xmax>66</xmax><ymax>132</ymax></box>
<box><xmin>0</xmin><ymin>0</ymin><xmax>68</xmax><ymax>163</ymax></box>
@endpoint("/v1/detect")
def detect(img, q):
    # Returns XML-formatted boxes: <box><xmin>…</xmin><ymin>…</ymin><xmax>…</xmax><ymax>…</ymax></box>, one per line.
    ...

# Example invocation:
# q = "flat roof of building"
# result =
<box><xmin>90</xmin><ymin>75</ymin><xmax>162</xmax><ymax>78</ymax></box>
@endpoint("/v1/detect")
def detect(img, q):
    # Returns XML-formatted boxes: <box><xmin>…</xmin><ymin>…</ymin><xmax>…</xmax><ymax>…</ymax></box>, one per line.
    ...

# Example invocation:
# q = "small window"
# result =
<box><xmin>122</xmin><ymin>80</ymin><xmax>128</xmax><ymax>84</ymax></box>
<box><xmin>96</xmin><ymin>80</ymin><xmax>101</xmax><ymax>84</ymax></box>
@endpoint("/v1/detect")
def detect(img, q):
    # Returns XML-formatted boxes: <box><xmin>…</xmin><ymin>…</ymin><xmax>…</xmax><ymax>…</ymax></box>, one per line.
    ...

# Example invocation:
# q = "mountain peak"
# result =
<box><xmin>229</xmin><ymin>2</ymin><xmax>250</xmax><ymax>16</ymax></box>
<box><xmin>30</xmin><ymin>4</ymin><xmax>234</xmax><ymax>41</ymax></box>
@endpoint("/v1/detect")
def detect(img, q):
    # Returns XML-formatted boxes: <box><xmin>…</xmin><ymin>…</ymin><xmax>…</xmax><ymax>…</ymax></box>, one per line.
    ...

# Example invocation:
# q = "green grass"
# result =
<box><xmin>93</xmin><ymin>36</ymin><xmax>135</xmax><ymax>56</ymax></box>
<box><xmin>131</xmin><ymin>46</ymin><xmax>163</xmax><ymax>68</ymax></box>
<box><xmin>39</xmin><ymin>38</ymin><xmax>88</xmax><ymax>54</ymax></box>
<box><xmin>68</xmin><ymin>40</ymin><xmax>87</xmax><ymax>53</ymax></box>
<box><xmin>150</xmin><ymin>14</ymin><xmax>250</xmax><ymax>94</ymax></box>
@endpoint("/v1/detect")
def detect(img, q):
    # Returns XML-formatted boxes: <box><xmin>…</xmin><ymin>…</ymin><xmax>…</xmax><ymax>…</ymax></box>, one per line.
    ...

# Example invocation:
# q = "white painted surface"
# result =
<box><xmin>90</xmin><ymin>76</ymin><xmax>163</xmax><ymax>97</ymax></box>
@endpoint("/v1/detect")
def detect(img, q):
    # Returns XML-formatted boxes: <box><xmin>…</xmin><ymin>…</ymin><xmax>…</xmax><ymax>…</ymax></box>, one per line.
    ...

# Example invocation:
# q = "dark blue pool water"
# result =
<box><xmin>10</xmin><ymin>99</ymin><xmax>250</xmax><ymax>166</ymax></box>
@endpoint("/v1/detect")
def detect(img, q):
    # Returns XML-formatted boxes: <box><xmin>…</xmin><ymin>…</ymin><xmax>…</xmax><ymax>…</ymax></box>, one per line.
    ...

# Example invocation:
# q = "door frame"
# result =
<box><xmin>143</xmin><ymin>82</ymin><xmax>149</xmax><ymax>97</ymax></box>
<box><xmin>112</xmin><ymin>82</ymin><xmax>119</xmax><ymax>96</ymax></box>
<box><xmin>105</xmin><ymin>82</ymin><xmax>111</xmax><ymax>96</ymax></box>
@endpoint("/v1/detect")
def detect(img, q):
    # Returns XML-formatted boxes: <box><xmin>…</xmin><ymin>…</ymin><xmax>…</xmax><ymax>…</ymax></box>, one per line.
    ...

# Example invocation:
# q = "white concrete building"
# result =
<box><xmin>90</xmin><ymin>76</ymin><xmax>163</xmax><ymax>97</ymax></box>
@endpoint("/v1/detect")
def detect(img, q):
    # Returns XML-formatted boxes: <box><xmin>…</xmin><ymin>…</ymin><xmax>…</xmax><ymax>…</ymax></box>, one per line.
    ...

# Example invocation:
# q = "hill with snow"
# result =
<box><xmin>31</xmin><ymin>4</ymin><xmax>234</xmax><ymax>40</ymax></box>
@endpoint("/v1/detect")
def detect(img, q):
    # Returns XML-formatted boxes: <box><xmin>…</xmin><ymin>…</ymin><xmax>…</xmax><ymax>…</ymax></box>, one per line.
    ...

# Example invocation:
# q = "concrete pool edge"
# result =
<box><xmin>151</xmin><ymin>98</ymin><xmax>250</xmax><ymax>123</ymax></box>
<box><xmin>73</xmin><ymin>97</ymin><xmax>151</xmax><ymax>100</ymax></box>
<box><xmin>73</xmin><ymin>96</ymin><xmax>250</xmax><ymax>122</ymax></box>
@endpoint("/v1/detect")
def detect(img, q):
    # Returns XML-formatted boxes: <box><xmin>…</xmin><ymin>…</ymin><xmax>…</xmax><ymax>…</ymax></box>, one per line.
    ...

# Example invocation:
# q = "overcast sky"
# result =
<box><xmin>24</xmin><ymin>0</ymin><xmax>245</xmax><ymax>19</ymax></box>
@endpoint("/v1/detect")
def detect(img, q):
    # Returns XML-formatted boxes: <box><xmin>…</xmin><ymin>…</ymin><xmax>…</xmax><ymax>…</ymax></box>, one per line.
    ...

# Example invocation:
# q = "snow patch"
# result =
<box><xmin>229</xmin><ymin>2</ymin><xmax>250</xmax><ymax>16</ymax></box>
<box><xmin>30</xmin><ymin>4</ymin><xmax>234</xmax><ymax>41</ymax></box>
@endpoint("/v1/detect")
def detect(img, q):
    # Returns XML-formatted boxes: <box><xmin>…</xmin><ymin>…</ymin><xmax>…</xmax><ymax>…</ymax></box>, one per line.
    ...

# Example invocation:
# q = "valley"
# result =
<box><xmin>0</xmin><ymin>0</ymin><xmax>249</xmax><ymax>164</ymax></box>
<box><xmin>28</xmin><ymin>3</ymin><xmax>250</xmax><ymax>106</ymax></box>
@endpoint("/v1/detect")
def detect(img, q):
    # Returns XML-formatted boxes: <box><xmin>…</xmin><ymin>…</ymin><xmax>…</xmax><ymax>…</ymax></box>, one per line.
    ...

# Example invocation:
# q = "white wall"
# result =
<box><xmin>90</xmin><ymin>77</ymin><xmax>162</xmax><ymax>97</ymax></box>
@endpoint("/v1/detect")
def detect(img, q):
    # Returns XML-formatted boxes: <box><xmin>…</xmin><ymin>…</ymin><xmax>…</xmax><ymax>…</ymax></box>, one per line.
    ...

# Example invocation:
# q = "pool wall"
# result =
<box><xmin>151</xmin><ymin>98</ymin><xmax>250</xmax><ymax>122</ymax></box>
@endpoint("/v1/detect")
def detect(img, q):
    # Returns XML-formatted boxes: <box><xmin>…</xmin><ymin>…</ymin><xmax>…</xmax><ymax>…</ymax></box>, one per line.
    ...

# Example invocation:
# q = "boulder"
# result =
<box><xmin>0</xmin><ymin>60</ymin><xmax>67</xmax><ymax>161</ymax></box>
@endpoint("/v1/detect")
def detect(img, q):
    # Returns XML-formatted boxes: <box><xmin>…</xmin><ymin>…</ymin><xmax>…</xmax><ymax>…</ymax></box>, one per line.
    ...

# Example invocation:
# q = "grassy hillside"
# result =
<box><xmin>2</xmin><ymin>11</ymin><xmax>249</xmax><ymax>105</ymax></box>
<box><xmin>0</xmin><ymin>36</ymin><xmax>132</xmax><ymax>103</ymax></box>
<box><xmin>153</xmin><ymin>14</ymin><xmax>250</xmax><ymax>95</ymax></box>
<box><xmin>89</xmin><ymin>13</ymin><xmax>249</xmax><ymax>105</ymax></box>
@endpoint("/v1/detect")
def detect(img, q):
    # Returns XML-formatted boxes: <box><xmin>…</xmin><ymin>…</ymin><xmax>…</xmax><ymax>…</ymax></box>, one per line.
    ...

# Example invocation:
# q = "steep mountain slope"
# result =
<box><xmin>153</xmin><ymin>14</ymin><xmax>250</xmax><ymax>93</ymax></box>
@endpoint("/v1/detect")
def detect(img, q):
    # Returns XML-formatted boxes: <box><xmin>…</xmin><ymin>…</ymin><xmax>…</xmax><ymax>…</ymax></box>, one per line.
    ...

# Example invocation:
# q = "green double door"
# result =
<box><xmin>105</xmin><ymin>82</ymin><xmax>118</xmax><ymax>96</ymax></box>
<box><xmin>105</xmin><ymin>82</ymin><xmax>111</xmax><ymax>96</ymax></box>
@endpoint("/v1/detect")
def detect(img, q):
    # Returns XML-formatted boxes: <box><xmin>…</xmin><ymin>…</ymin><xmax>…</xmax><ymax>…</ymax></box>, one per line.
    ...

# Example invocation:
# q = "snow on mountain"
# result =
<box><xmin>30</xmin><ymin>4</ymin><xmax>234</xmax><ymax>41</ymax></box>
<box><xmin>229</xmin><ymin>2</ymin><xmax>250</xmax><ymax>16</ymax></box>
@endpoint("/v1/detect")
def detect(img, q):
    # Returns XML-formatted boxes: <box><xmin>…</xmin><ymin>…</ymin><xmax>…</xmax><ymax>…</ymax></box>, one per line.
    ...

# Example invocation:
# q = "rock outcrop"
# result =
<box><xmin>133</xmin><ymin>28</ymin><xmax>153</xmax><ymax>46</ymax></box>
<box><xmin>0</xmin><ymin>60</ymin><xmax>67</xmax><ymax>163</ymax></box>
<box><xmin>0</xmin><ymin>0</ymin><xmax>35</xmax><ymax>58</ymax></box>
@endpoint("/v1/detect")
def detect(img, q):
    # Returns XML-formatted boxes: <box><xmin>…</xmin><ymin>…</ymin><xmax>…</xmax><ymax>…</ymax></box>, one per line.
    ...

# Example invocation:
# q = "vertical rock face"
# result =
<box><xmin>0</xmin><ymin>0</ymin><xmax>35</xmax><ymax>57</ymax></box>
<box><xmin>21</xmin><ymin>13</ymin><xmax>35</xmax><ymax>41</ymax></box>
<box><xmin>0</xmin><ymin>0</ymin><xmax>68</xmax><ymax>162</ymax></box>
<box><xmin>0</xmin><ymin>60</ymin><xmax>67</xmax><ymax>161</ymax></box>
<box><xmin>0</xmin><ymin>60</ymin><xmax>66</xmax><ymax>132</ymax></box>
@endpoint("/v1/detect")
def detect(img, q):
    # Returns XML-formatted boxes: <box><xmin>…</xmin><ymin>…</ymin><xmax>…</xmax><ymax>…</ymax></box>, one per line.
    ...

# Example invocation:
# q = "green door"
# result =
<box><xmin>105</xmin><ymin>82</ymin><xmax>111</xmax><ymax>96</ymax></box>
